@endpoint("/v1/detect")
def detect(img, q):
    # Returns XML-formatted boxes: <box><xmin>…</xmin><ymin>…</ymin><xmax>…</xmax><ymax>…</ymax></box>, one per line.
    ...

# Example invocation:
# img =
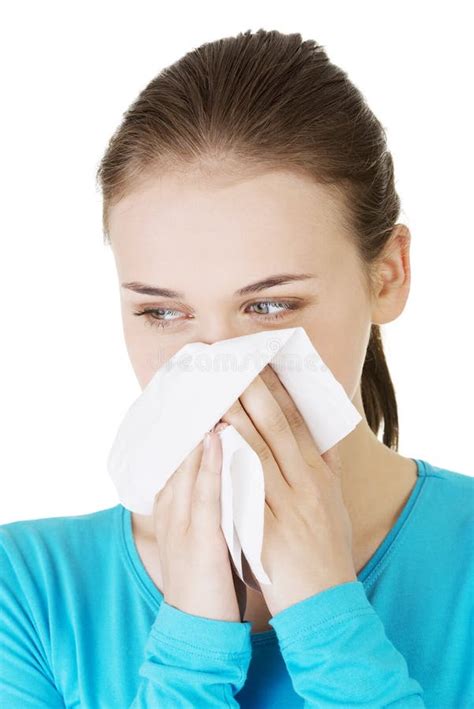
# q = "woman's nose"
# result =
<box><xmin>193</xmin><ymin>323</ymin><xmax>244</xmax><ymax>347</ymax></box>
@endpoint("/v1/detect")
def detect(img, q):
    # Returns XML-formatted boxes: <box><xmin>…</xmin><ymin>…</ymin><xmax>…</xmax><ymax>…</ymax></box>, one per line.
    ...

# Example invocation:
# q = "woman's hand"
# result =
<box><xmin>152</xmin><ymin>425</ymin><xmax>246</xmax><ymax>622</ymax></box>
<box><xmin>220</xmin><ymin>364</ymin><xmax>358</xmax><ymax>617</ymax></box>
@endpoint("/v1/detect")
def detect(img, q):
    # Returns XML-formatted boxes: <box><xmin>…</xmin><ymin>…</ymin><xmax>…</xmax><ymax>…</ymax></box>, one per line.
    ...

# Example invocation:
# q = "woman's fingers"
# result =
<box><xmin>192</xmin><ymin>431</ymin><xmax>223</xmax><ymax>530</ymax></box>
<box><xmin>167</xmin><ymin>439</ymin><xmax>204</xmax><ymax>528</ymax></box>
<box><xmin>155</xmin><ymin>426</ymin><xmax>226</xmax><ymax>533</ymax></box>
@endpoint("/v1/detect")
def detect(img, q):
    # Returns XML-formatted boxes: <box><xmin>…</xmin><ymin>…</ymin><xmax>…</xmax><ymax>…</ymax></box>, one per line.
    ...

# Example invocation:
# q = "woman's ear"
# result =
<box><xmin>370</xmin><ymin>224</ymin><xmax>412</xmax><ymax>326</ymax></box>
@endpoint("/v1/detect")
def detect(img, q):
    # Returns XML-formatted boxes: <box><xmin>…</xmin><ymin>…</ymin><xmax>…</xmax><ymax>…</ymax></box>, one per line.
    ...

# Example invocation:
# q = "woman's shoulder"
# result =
<box><xmin>419</xmin><ymin>457</ymin><xmax>474</xmax><ymax>489</ymax></box>
<box><xmin>0</xmin><ymin>503</ymin><xmax>121</xmax><ymax>537</ymax></box>
<box><xmin>416</xmin><ymin>458</ymin><xmax>474</xmax><ymax>540</ymax></box>
<box><xmin>418</xmin><ymin>458</ymin><xmax>474</xmax><ymax>507</ymax></box>
<box><xmin>0</xmin><ymin>504</ymin><xmax>122</xmax><ymax>574</ymax></box>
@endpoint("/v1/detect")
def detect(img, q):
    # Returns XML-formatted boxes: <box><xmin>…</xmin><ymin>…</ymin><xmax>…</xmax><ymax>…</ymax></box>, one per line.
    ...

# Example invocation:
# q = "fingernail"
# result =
<box><xmin>214</xmin><ymin>422</ymin><xmax>229</xmax><ymax>433</ymax></box>
<box><xmin>203</xmin><ymin>431</ymin><xmax>220</xmax><ymax>469</ymax></box>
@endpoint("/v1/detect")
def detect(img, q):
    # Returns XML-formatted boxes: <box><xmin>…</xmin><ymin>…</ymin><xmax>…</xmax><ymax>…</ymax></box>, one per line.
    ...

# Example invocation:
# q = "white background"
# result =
<box><xmin>1</xmin><ymin>1</ymin><xmax>472</xmax><ymax>523</ymax></box>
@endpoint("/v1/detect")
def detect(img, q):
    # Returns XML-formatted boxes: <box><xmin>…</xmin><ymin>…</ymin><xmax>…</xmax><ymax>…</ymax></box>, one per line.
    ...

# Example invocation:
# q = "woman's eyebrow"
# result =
<box><xmin>121</xmin><ymin>273</ymin><xmax>316</xmax><ymax>299</ymax></box>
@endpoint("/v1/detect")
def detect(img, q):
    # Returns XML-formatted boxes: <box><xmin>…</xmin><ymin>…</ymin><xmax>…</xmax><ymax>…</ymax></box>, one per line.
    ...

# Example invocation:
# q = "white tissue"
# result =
<box><xmin>107</xmin><ymin>326</ymin><xmax>362</xmax><ymax>587</ymax></box>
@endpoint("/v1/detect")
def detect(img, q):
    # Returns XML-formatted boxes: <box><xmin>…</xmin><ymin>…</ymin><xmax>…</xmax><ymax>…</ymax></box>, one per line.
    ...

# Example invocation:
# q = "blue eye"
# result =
<box><xmin>246</xmin><ymin>301</ymin><xmax>296</xmax><ymax>317</ymax></box>
<box><xmin>133</xmin><ymin>300</ymin><xmax>300</xmax><ymax>330</ymax></box>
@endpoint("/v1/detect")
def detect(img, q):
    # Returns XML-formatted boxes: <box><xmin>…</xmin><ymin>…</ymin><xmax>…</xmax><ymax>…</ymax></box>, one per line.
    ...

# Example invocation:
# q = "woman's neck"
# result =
<box><xmin>338</xmin><ymin>387</ymin><xmax>418</xmax><ymax>555</ymax></box>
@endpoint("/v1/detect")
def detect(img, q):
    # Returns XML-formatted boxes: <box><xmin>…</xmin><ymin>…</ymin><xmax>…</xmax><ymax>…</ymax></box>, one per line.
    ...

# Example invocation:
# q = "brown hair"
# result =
<box><xmin>96</xmin><ymin>28</ymin><xmax>402</xmax><ymax>451</ymax></box>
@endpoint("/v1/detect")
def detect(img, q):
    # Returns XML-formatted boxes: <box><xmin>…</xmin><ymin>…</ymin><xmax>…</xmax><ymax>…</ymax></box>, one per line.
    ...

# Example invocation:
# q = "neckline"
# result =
<box><xmin>119</xmin><ymin>457</ymin><xmax>428</xmax><ymax>645</ymax></box>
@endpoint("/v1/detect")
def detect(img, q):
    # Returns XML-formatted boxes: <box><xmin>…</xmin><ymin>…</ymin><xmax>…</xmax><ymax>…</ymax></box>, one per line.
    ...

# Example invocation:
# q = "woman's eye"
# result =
<box><xmin>132</xmin><ymin>308</ymin><xmax>182</xmax><ymax>329</ymax></box>
<box><xmin>246</xmin><ymin>301</ymin><xmax>296</xmax><ymax>316</ymax></box>
<box><xmin>132</xmin><ymin>300</ymin><xmax>299</xmax><ymax>329</ymax></box>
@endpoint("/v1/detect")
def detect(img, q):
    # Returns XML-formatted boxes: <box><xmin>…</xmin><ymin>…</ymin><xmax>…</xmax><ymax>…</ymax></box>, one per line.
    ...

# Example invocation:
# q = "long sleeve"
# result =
<box><xmin>269</xmin><ymin>580</ymin><xmax>426</xmax><ymax>708</ymax></box>
<box><xmin>130</xmin><ymin>599</ymin><xmax>253</xmax><ymax>707</ymax></box>
<box><xmin>0</xmin><ymin>534</ymin><xmax>65</xmax><ymax>708</ymax></box>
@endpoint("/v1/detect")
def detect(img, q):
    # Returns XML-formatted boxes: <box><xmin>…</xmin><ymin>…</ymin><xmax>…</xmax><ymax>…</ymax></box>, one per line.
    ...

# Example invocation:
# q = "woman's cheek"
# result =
<box><xmin>302</xmin><ymin>320</ymin><xmax>364</xmax><ymax>401</ymax></box>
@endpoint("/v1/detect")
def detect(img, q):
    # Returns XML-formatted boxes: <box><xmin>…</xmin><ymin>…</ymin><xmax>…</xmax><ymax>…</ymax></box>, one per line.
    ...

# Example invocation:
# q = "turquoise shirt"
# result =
<box><xmin>1</xmin><ymin>458</ymin><xmax>473</xmax><ymax>707</ymax></box>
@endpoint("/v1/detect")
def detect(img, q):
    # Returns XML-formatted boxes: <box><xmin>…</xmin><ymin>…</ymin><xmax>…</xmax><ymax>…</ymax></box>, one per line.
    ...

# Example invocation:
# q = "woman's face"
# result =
<box><xmin>108</xmin><ymin>168</ymin><xmax>404</xmax><ymax>407</ymax></box>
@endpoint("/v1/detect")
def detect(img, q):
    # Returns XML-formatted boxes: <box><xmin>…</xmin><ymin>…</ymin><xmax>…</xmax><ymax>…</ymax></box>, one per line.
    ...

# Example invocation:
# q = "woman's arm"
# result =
<box><xmin>0</xmin><ymin>533</ymin><xmax>65</xmax><ymax>708</ymax></box>
<box><xmin>130</xmin><ymin>599</ymin><xmax>252</xmax><ymax>707</ymax></box>
<box><xmin>269</xmin><ymin>580</ymin><xmax>425</xmax><ymax>708</ymax></box>
<box><xmin>129</xmin><ymin>428</ymin><xmax>254</xmax><ymax>706</ymax></box>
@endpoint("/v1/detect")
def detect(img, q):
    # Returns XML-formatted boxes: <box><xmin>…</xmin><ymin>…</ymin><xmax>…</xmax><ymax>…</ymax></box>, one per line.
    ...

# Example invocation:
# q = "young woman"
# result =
<box><xmin>1</xmin><ymin>29</ymin><xmax>473</xmax><ymax>708</ymax></box>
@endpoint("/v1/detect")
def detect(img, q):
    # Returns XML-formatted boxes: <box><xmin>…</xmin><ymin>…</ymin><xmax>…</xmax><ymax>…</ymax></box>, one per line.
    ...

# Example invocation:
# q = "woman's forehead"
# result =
<box><xmin>108</xmin><ymin>169</ymin><xmax>345</xmax><ymax>241</ymax></box>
